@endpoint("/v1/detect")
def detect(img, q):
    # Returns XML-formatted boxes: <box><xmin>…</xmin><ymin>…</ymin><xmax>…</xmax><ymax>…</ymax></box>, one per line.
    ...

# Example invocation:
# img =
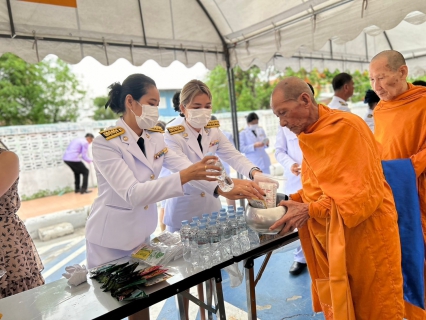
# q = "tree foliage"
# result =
<box><xmin>92</xmin><ymin>96</ymin><xmax>119</xmax><ymax>120</ymax></box>
<box><xmin>204</xmin><ymin>65</ymin><xmax>373</xmax><ymax>112</ymax></box>
<box><xmin>0</xmin><ymin>53</ymin><xmax>85</xmax><ymax>125</ymax></box>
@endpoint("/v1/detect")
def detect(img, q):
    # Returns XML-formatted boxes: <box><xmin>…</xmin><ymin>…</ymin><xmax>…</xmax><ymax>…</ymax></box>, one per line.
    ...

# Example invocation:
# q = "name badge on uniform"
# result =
<box><xmin>209</xmin><ymin>140</ymin><xmax>219</xmax><ymax>147</ymax></box>
<box><xmin>154</xmin><ymin>148</ymin><xmax>168</xmax><ymax>159</ymax></box>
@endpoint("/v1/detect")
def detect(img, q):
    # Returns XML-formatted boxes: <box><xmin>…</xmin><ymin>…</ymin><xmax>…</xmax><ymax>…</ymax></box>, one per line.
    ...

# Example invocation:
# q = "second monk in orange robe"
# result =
<box><xmin>371</xmin><ymin>50</ymin><xmax>426</xmax><ymax>320</ymax></box>
<box><xmin>270</xmin><ymin>77</ymin><xmax>404</xmax><ymax>320</ymax></box>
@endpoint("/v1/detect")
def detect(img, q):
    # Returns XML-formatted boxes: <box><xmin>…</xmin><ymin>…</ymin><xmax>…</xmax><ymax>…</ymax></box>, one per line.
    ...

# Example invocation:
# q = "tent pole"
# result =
<box><xmin>6</xmin><ymin>0</ymin><xmax>16</xmax><ymax>38</ymax></box>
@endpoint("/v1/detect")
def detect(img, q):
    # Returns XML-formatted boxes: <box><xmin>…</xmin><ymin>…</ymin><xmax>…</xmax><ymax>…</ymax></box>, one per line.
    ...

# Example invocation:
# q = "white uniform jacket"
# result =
<box><xmin>163</xmin><ymin>118</ymin><xmax>256</xmax><ymax>229</ymax></box>
<box><xmin>220</xmin><ymin>130</ymin><xmax>234</xmax><ymax>175</ymax></box>
<box><xmin>86</xmin><ymin>118</ymin><xmax>216</xmax><ymax>251</ymax></box>
<box><xmin>328</xmin><ymin>96</ymin><xmax>351</xmax><ymax>112</ymax></box>
<box><xmin>364</xmin><ymin>109</ymin><xmax>374</xmax><ymax>132</ymax></box>
<box><xmin>275</xmin><ymin>126</ymin><xmax>303</xmax><ymax>194</ymax></box>
<box><xmin>239</xmin><ymin>126</ymin><xmax>271</xmax><ymax>174</ymax></box>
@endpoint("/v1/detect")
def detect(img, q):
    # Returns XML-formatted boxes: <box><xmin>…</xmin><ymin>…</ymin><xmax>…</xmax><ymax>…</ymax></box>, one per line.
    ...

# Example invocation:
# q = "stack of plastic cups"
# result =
<box><xmin>189</xmin><ymin>221</ymin><xmax>200</xmax><ymax>267</ymax></box>
<box><xmin>197</xmin><ymin>224</ymin><xmax>210</xmax><ymax>270</ymax></box>
<box><xmin>228</xmin><ymin>214</ymin><xmax>243</xmax><ymax>256</ymax></box>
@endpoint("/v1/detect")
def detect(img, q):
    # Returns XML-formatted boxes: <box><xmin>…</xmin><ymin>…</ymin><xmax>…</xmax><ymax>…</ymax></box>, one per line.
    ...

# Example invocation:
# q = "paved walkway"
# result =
<box><xmin>17</xmin><ymin>188</ymin><xmax>98</xmax><ymax>221</ymax></box>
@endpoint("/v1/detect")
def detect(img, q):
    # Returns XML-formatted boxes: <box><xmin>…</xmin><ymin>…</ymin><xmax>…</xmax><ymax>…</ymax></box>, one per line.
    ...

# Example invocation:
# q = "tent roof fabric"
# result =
<box><xmin>1</xmin><ymin>0</ymin><xmax>425</xmax><ymax>74</ymax></box>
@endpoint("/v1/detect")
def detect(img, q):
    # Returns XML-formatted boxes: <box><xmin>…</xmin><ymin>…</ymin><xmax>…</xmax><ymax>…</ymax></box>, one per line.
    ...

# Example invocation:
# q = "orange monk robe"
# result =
<box><xmin>291</xmin><ymin>104</ymin><xmax>404</xmax><ymax>320</ymax></box>
<box><xmin>374</xmin><ymin>83</ymin><xmax>426</xmax><ymax>320</ymax></box>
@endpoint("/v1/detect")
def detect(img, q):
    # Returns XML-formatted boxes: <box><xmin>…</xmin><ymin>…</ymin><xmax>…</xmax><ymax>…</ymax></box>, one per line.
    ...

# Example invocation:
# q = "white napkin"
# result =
<box><xmin>62</xmin><ymin>264</ymin><xmax>88</xmax><ymax>286</ymax></box>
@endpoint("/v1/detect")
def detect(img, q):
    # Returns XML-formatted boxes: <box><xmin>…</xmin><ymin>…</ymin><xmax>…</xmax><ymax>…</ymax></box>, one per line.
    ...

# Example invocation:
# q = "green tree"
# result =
<box><xmin>0</xmin><ymin>53</ymin><xmax>85</xmax><ymax>125</ymax></box>
<box><xmin>205</xmin><ymin>65</ymin><xmax>274</xmax><ymax>112</ymax></box>
<box><xmin>92</xmin><ymin>96</ymin><xmax>119</xmax><ymax>120</ymax></box>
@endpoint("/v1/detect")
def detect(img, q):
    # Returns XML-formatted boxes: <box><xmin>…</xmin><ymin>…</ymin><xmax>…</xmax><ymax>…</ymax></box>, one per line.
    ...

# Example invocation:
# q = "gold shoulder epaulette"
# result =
<box><xmin>99</xmin><ymin>127</ymin><xmax>125</xmax><ymax>140</ymax></box>
<box><xmin>167</xmin><ymin>125</ymin><xmax>185</xmax><ymax>135</ymax></box>
<box><xmin>147</xmin><ymin>126</ymin><xmax>165</xmax><ymax>133</ymax></box>
<box><xmin>205</xmin><ymin>120</ymin><xmax>220</xmax><ymax>128</ymax></box>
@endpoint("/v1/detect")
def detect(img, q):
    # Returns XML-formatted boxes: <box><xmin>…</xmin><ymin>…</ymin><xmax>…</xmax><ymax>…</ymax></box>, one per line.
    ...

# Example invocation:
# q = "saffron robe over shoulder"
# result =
<box><xmin>374</xmin><ymin>83</ymin><xmax>426</xmax><ymax>320</ymax></box>
<box><xmin>291</xmin><ymin>104</ymin><xmax>404</xmax><ymax>320</ymax></box>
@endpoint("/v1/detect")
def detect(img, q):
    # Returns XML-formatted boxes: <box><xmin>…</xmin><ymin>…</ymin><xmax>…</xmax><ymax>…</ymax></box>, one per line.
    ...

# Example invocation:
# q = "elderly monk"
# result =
<box><xmin>370</xmin><ymin>50</ymin><xmax>426</xmax><ymax>320</ymax></box>
<box><xmin>269</xmin><ymin>77</ymin><xmax>404</xmax><ymax>320</ymax></box>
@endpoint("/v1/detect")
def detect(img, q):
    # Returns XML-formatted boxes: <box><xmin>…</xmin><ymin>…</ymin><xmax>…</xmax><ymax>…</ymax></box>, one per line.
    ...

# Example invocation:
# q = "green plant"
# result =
<box><xmin>21</xmin><ymin>186</ymin><xmax>74</xmax><ymax>201</ymax></box>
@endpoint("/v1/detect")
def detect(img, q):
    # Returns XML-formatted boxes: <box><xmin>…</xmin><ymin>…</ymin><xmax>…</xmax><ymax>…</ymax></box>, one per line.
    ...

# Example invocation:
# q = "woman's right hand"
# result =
<box><xmin>179</xmin><ymin>156</ymin><xmax>221</xmax><ymax>185</ymax></box>
<box><xmin>254</xmin><ymin>142</ymin><xmax>264</xmax><ymax>148</ymax></box>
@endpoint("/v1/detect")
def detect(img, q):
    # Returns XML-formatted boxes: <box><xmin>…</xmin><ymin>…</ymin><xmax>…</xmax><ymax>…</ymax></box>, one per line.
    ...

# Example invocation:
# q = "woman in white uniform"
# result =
<box><xmin>239</xmin><ymin>112</ymin><xmax>271</xmax><ymax>174</ymax></box>
<box><xmin>163</xmin><ymin>80</ymin><xmax>264</xmax><ymax>232</ymax></box>
<box><xmin>85</xmin><ymin>74</ymin><xmax>225</xmax><ymax>320</ymax></box>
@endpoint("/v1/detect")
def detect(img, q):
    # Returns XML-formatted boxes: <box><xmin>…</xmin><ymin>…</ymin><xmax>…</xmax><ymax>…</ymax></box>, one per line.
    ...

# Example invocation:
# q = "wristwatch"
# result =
<box><xmin>249</xmin><ymin>167</ymin><xmax>262</xmax><ymax>180</ymax></box>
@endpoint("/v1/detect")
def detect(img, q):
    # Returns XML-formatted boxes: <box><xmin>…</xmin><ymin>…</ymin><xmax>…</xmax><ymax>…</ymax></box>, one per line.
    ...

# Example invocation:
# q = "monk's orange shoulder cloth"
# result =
<box><xmin>295</xmin><ymin>104</ymin><xmax>404</xmax><ymax>320</ymax></box>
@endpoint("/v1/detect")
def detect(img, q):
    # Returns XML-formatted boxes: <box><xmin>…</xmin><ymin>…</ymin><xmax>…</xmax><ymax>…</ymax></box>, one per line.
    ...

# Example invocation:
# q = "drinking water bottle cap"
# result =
<box><xmin>200</xmin><ymin>218</ymin><xmax>208</xmax><ymax>223</ymax></box>
<box><xmin>219</xmin><ymin>208</ymin><xmax>226</xmax><ymax>213</ymax></box>
<box><xmin>192</xmin><ymin>216</ymin><xmax>200</xmax><ymax>221</ymax></box>
<box><xmin>206</xmin><ymin>152</ymin><xmax>215</xmax><ymax>156</ymax></box>
<box><xmin>219</xmin><ymin>216</ymin><xmax>227</xmax><ymax>222</ymax></box>
<box><xmin>211</xmin><ymin>211</ymin><xmax>219</xmax><ymax>216</ymax></box>
<box><xmin>228</xmin><ymin>214</ymin><xmax>236</xmax><ymax>219</ymax></box>
<box><xmin>202</xmin><ymin>213</ymin><xmax>210</xmax><ymax>218</ymax></box>
<box><xmin>189</xmin><ymin>222</ymin><xmax>197</xmax><ymax>227</ymax></box>
<box><xmin>181</xmin><ymin>220</ymin><xmax>189</xmax><ymax>225</ymax></box>
<box><xmin>209</xmin><ymin>220</ymin><xmax>216</xmax><ymax>225</ymax></box>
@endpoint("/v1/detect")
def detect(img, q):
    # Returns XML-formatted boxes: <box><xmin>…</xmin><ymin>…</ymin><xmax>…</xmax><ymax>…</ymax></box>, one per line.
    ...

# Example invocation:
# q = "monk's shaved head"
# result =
<box><xmin>369</xmin><ymin>50</ymin><xmax>409</xmax><ymax>101</ymax></box>
<box><xmin>272</xmin><ymin>77</ymin><xmax>315</xmax><ymax>102</ymax></box>
<box><xmin>270</xmin><ymin>77</ymin><xmax>318</xmax><ymax>135</ymax></box>
<box><xmin>371</xmin><ymin>50</ymin><xmax>406</xmax><ymax>72</ymax></box>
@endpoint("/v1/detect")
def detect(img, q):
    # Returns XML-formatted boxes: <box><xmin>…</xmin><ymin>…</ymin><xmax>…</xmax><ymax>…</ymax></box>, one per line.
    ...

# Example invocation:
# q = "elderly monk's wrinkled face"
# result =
<box><xmin>369</xmin><ymin>57</ymin><xmax>408</xmax><ymax>101</ymax></box>
<box><xmin>271</xmin><ymin>91</ymin><xmax>311</xmax><ymax>135</ymax></box>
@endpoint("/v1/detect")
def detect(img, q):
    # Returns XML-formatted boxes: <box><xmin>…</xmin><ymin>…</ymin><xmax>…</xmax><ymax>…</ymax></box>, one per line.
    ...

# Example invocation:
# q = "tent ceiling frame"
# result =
<box><xmin>0</xmin><ymin>33</ymin><xmax>224</xmax><ymax>55</ymax></box>
<box><xmin>137</xmin><ymin>0</ymin><xmax>147</xmax><ymax>46</ymax></box>
<box><xmin>226</xmin><ymin>0</ymin><xmax>353</xmax><ymax>45</ymax></box>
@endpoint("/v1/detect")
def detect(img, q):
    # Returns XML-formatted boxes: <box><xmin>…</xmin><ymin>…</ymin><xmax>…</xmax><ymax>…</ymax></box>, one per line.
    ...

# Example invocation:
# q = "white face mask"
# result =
<box><xmin>185</xmin><ymin>108</ymin><xmax>212</xmax><ymax>128</ymax></box>
<box><xmin>249</xmin><ymin>124</ymin><xmax>258</xmax><ymax>129</ymax></box>
<box><xmin>131</xmin><ymin>101</ymin><xmax>159</xmax><ymax>130</ymax></box>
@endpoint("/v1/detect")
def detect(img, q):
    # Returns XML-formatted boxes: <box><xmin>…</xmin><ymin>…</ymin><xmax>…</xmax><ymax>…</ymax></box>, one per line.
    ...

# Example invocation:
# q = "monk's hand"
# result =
<box><xmin>218</xmin><ymin>179</ymin><xmax>265</xmax><ymax>200</ymax></box>
<box><xmin>269</xmin><ymin>200</ymin><xmax>310</xmax><ymax>235</ymax></box>
<box><xmin>291</xmin><ymin>163</ymin><xmax>301</xmax><ymax>176</ymax></box>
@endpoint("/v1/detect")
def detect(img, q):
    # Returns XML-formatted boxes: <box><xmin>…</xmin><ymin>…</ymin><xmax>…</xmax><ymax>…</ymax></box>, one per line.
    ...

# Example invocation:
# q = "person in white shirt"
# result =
<box><xmin>239</xmin><ymin>112</ymin><xmax>272</xmax><ymax>174</ymax></box>
<box><xmin>363</xmin><ymin>89</ymin><xmax>380</xmax><ymax>132</ymax></box>
<box><xmin>328</xmin><ymin>72</ymin><xmax>354</xmax><ymax>112</ymax></box>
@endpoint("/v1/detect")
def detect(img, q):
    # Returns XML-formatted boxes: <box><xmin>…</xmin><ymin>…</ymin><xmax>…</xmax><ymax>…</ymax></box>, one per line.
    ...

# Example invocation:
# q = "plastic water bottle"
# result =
<box><xmin>199</xmin><ymin>218</ymin><xmax>208</xmax><ymax>226</ymax></box>
<box><xmin>227</xmin><ymin>205</ymin><xmax>234</xmax><ymax>212</ymax></box>
<box><xmin>219</xmin><ymin>208</ymin><xmax>226</xmax><ymax>214</ymax></box>
<box><xmin>205</xmin><ymin>152</ymin><xmax>234</xmax><ymax>192</ymax></box>
<box><xmin>189</xmin><ymin>222</ymin><xmax>200</xmax><ymax>266</ymax></box>
<box><xmin>192</xmin><ymin>216</ymin><xmax>200</xmax><ymax>225</ymax></box>
<box><xmin>197</xmin><ymin>224</ymin><xmax>211</xmax><ymax>269</ymax></box>
<box><xmin>207</xmin><ymin>220</ymin><xmax>222</xmax><ymax>265</ymax></box>
<box><xmin>219</xmin><ymin>216</ymin><xmax>232</xmax><ymax>260</ymax></box>
<box><xmin>211</xmin><ymin>211</ymin><xmax>219</xmax><ymax>219</ymax></box>
<box><xmin>228</xmin><ymin>215</ymin><xmax>243</xmax><ymax>256</ymax></box>
<box><xmin>237</xmin><ymin>206</ymin><xmax>244</xmax><ymax>212</ymax></box>
<box><xmin>180</xmin><ymin>220</ymin><xmax>191</xmax><ymax>262</ymax></box>
<box><xmin>236</xmin><ymin>211</ymin><xmax>251</xmax><ymax>252</ymax></box>
<box><xmin>219</xmin><ymin>211</ymin><xmax>228</xmax><ymax>220</ymax></box>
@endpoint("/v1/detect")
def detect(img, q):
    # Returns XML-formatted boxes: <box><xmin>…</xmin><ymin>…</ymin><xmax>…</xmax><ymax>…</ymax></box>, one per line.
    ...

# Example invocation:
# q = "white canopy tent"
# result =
<box><xmin>1</xmin><ymin>0</ymin><xmax>426</xmax><ymax>146</ymax></box>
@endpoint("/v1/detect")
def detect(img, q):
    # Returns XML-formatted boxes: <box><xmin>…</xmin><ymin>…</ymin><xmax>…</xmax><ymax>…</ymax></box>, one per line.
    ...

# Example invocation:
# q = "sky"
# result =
<box><xmin>69</xmin><ymin>56</ymin><xmax>210</xmax><ymax>100</ymax></box>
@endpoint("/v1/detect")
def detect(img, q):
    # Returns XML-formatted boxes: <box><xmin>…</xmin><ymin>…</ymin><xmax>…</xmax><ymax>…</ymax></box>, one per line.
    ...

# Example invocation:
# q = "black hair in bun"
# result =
<box><xmin>105</xmin><ymin>74</ymin><xmax>157</xmax><ymax>114</ymax></box>
<box><xmin>105</xmin><ymin>82</ymin><xmax>123</xmax><ymax>113</ymax></box>
<box><xmin>172</xmin><ymin>91</ymin><xmax>184</xmax><ymax>117</ymax></box>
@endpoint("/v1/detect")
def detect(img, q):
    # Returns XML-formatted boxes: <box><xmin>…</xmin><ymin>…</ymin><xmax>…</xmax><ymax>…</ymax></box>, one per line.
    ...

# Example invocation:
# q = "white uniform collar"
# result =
<box><xmin>331</xmin><ymin>95</ymin><xmax>348</xmax><ymax>106</ymax></box>
<box><xmin>119</xmin><ymin>117</ymin><xmax>143</xmax><ymax>142</ymax></box>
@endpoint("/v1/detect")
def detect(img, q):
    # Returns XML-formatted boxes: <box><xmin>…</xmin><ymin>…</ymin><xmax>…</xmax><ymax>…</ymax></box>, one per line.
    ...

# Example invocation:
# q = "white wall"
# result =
<box><xmin>0</xmin><ymin>111</ymin><xmax>282</xmax><ymax>198</ymax></box>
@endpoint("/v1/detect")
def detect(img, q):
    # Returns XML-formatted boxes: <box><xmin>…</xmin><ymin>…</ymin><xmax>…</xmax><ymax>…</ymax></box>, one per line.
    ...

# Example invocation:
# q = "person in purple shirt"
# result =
<box><xmin>63</xmin><ymin>133</ymin><xmax>94</xmax><ymax>194</ymax></box>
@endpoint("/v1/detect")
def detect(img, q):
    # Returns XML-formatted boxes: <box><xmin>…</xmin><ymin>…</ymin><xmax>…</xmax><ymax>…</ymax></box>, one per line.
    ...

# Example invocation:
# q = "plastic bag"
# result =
<box><xmin>253</xmin><ymin>173</ymin><xmax>279</xmax><ymax>188</ymax></box>
<box><xmin>224</xmin><ymin>262</ymin><xmax>244</xmax><ymax>288</ymax></box>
